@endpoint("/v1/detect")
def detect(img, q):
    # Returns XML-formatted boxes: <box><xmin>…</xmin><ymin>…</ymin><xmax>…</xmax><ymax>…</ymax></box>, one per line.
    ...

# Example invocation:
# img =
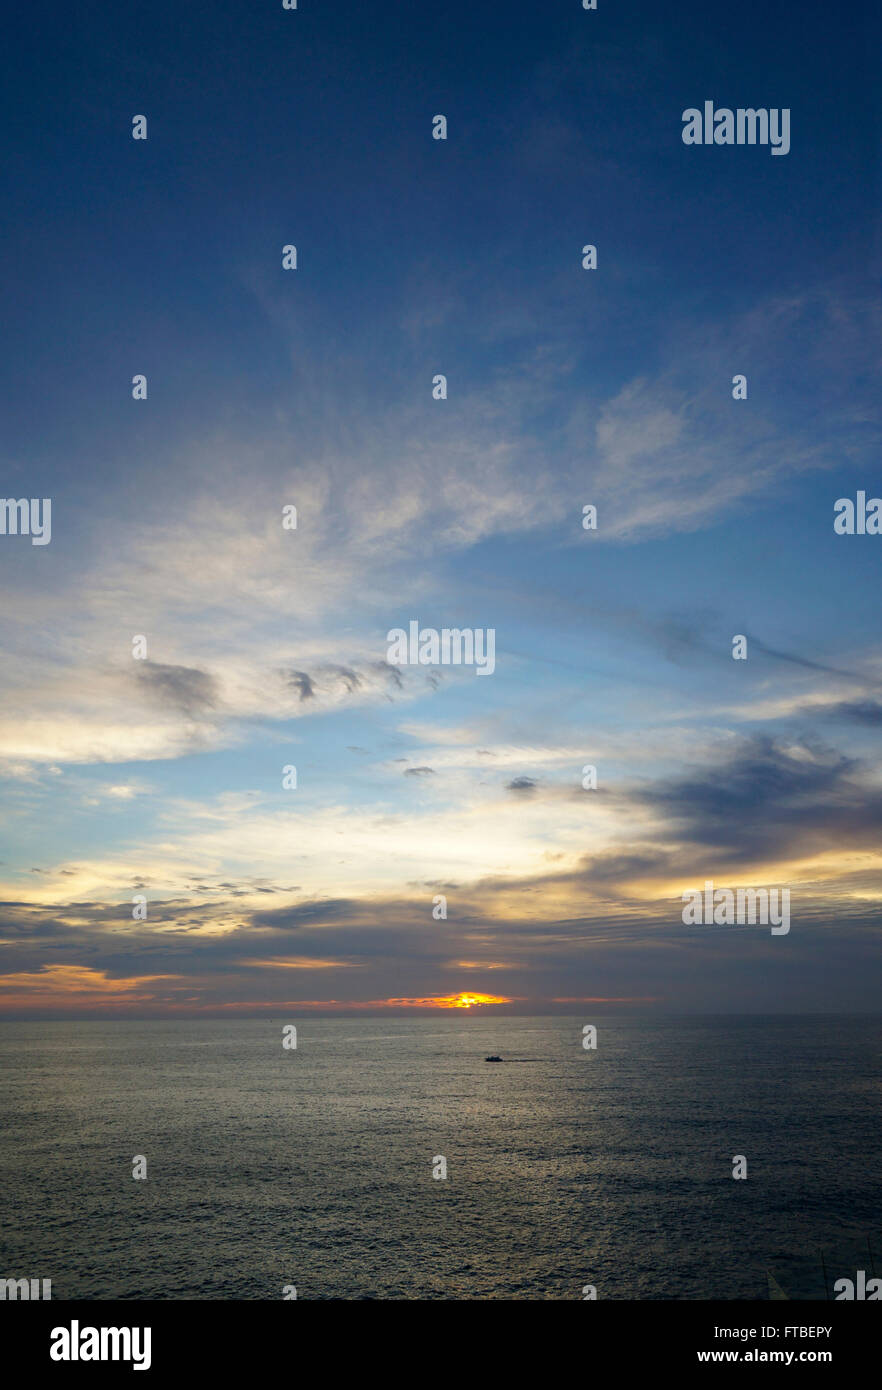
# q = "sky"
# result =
<box><xmin>1</xmin><ymin>0</ymin><xmax>880</xmax><ymax>1016</ymax></box>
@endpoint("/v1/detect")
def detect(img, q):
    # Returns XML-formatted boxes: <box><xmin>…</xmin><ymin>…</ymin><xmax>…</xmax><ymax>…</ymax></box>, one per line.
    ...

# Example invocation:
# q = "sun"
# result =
<box><xmin>438</xmin><ymin>992</ymin><xmax>507</xmax><ymax>1009</ymax></box>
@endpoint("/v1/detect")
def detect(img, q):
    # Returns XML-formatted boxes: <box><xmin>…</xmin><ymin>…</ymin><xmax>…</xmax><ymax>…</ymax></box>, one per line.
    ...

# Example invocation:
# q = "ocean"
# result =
<box><xmin>1</xmin><ymin>1015</ymin><xmax>879</xmax><ymax>1300</ymax></box>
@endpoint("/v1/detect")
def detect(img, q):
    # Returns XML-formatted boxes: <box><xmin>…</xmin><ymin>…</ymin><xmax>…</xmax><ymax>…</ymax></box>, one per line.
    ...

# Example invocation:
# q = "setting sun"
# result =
<box><xmin>439</xmin><ymin>992</ymin><xmax>507</xmax><ymax>1009</ymax></box>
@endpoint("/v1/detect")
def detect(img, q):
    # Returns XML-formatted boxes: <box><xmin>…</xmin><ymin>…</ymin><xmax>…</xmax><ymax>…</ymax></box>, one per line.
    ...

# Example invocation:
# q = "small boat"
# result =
<box><xmin>484</xmin><ymin>1055</ymin><xmax>503</xmax><ymax>1062</ymax></box>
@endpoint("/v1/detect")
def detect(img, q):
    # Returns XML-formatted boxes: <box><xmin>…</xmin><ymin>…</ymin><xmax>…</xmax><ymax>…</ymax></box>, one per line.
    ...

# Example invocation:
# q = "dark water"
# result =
<box><xmin>1</xmin><ymin>1016</ymin><xmax>880</xmax><ymax>1300</ymax></box>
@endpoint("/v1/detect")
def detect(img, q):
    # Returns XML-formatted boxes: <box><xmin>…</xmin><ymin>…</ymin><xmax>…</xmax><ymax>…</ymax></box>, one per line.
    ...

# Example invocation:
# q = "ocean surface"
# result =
<box><xmin>1</xmin><ymin>1015</ymin><xmax>880</xmax><ymax>1300</ymax></box>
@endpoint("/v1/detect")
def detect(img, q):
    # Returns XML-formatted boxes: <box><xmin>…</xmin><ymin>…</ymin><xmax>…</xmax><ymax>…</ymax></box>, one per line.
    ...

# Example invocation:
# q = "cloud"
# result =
<box><xmin>286</xmin><ymin>669</ymin><xmax>316</xmax><ymax>702</ymax></box>
<box><xmin>637</xmin><ymin>734</ymin><xmax>882</xmax><ymax>864</ymax></box>
<box><xmin>821</xmin><ymin>700</ymin><xmax>882</xmax><ymax>726</ymax></box>
<box><xmin>135</xmin><ymin>662</ymin><xmax>219</xmax><ymax>716</ymax></box>
<box><xmin>0</xmin><ymin>964</ymin><xmax>181</xmax><ymax>1009</ymax></box>
<box><xmin>0</xmin><ymin>283</ymin><xmax>877</xmax><ymax>778</ymax></box>
<box><xmin>327</xmin><ymin>665</ymin><xmax>362</xmax><ymax>694</ymax></box>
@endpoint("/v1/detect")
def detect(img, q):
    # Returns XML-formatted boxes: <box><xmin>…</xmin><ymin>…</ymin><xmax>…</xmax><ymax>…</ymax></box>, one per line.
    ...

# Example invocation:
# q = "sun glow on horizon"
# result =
<box><xmin>437</xmin><ymin>992</ymin><xmax>509</xmax><ymax>1009</ymax></box>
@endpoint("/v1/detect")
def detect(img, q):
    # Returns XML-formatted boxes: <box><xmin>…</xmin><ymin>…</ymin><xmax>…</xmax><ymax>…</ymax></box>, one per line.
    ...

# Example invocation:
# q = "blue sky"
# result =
<box><xmin>1</xmin><ymin>0</ymin><xmax>881</xmax><ymax>1014</ymax></box>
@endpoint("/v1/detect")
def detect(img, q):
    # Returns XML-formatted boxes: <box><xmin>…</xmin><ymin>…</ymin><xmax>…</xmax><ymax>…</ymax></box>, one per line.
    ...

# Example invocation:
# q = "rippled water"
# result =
<box><xmin>1</xmin><ymin>1016</ymin><xmax>879</xmax><ymax>1299</ymax></box>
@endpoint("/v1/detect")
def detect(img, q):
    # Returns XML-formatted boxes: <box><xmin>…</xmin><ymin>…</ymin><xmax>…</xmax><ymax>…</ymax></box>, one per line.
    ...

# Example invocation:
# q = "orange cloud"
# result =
<box><xmin>0</xmin><ymin>963</ymin><xmax>181</xmax><ymax>1009</ymax></box>
<box><xmin>428</xmin><ymin>992</ymin><xmax>512</xmax><ymax>1008</ymax></box>
<box><xmin>447</xmin><ymin>960</ymin><xmax>518</xmax><ymax>970</ymax></box>
<box><xmin>240</xmin><ymin>957</ymin><xmax>362</xmax><ymax>970</ymax></box>
<box><xmin>217</xmin><ymin>991</ymin><xmax>514</xmax><ymax>1011</ymax></box>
